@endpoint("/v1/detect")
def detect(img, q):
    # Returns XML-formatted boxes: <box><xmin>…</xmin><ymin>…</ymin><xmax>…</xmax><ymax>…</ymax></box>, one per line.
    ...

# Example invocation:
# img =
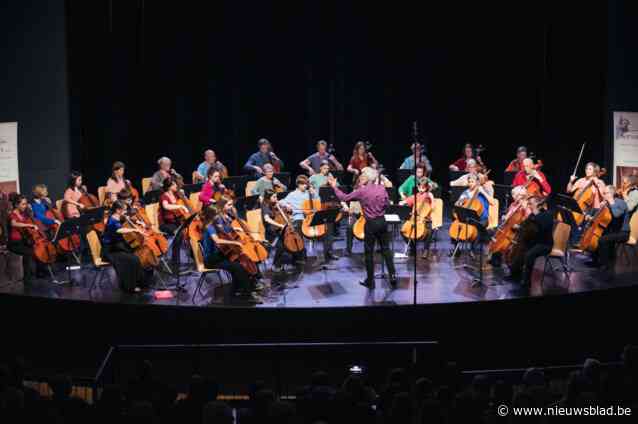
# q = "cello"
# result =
<box><xmin>449</xmin><ymin>185</ymin><xmax>484</xmax><ymax>243</ymax></box>
<box><xmin>120</xmin><ymin>214</ymin><xmax>161</xmax><ymax>270</ymax></box>
<box><xmin>571</xmin><ymin>168</ymin><xmax>606</xmax><ymax>226</ymax></box>
<box><xmin>216</xmin><ymin>222</ymin><xmax>260</xmax><ymax>277</ymax></box>
<box><xmin>37</xmin><ymin>198</ymin><xmax>80</xmax><ymax>253</ymax></box>
<box><xmin>231</xmin><ymin>212</ymin><xmax>269</xmax><ymax>263</ymax></box>
<box><xmin>301</xmin><ymin>189</ymin><xmax>327</xmax><ymax>239</ymax></box>
<box><xmin>576</xmin><ymin>200</ymin><xmax>612</xmax><ymax>252</ymax></box>
<box><xmin>400</xmin><ymin>195</ymin><xmax>432</xmax><ymax>241</ymax></box>
<box><xmin>79</xmin><ymin>186</ymin><xmax>106</xmax><ymax>233</ymax></box>
<box><xmin>488</xmin><ymin>201</ymin><xmax>528</xmax><ymax>255</ymax></box>
<box><xmin>274</xmin><ymin>202</ymin><xmax>305</xmax><ymax>253</ymax></box>
<box><xmin>20</xmin><ymin>208</ymin><xmax>57</xmax><ymax>265</ymax></box>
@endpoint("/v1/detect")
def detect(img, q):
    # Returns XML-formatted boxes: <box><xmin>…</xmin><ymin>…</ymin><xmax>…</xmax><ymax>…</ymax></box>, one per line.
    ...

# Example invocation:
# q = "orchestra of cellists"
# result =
<box><xmin>6</xmin><ymin>132</ymin><xmax>638</xmax><ymax>299</ymax></box>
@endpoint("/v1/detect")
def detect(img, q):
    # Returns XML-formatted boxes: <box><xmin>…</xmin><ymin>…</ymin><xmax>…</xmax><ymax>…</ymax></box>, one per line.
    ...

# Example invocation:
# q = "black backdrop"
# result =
<box><xmin>66</xmin><ymin>1</ymin><xmax>609</xmax><ymax>194</ymax></box>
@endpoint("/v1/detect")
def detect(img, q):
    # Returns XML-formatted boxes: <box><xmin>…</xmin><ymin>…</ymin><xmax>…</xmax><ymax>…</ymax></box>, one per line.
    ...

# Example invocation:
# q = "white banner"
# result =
<box><xmin>613</xmin><ymin>112</ymin><xmax>638</xmax><ymax>187</ymax></box>
<box><xmin>0</xmin><ymin>122</ymin><xmax>19</xmax><ymax>194</ymax></box>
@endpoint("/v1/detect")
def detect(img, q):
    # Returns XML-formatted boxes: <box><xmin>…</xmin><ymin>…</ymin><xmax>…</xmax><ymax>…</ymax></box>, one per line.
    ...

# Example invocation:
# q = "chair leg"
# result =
<box><xmin>540</xmin><ymin>257</ymin><xmax>549</xmax><ymax>289</ymax></box>
<box><xmin>191</xmin><ymin>274</ymin><xmax>206</xmax><ymax>304</ymax></box>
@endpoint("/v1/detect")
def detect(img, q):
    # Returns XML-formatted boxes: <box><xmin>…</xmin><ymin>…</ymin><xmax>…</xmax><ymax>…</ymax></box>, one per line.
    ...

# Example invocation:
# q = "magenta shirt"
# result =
<box><xmin>334</xmin><ymin>183</ymin><xmax>389</xmax><ymax>220</ymax></box>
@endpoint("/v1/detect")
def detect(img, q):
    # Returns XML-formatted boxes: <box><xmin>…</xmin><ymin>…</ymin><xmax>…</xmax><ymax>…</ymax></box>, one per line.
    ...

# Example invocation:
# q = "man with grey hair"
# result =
<box><xmin>194</xmin><ymin>150</ymin><xmax>226</xmax><ymax>183</ymax></box>
<box><xmin>150</xmin><ymin>156</ymin><xmax>183</xmax><ymax>191</ymax></box>
<box><xmin>328</xmin><ymin>167</ymin><xmax>397</xmax><ymax>289</ymax></box>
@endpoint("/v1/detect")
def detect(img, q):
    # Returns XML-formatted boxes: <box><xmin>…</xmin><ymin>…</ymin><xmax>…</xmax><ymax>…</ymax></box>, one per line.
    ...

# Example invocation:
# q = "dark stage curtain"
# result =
<box><xmin>66</xmin><ymin>1</ymin><xmax>608</xmax><ymax>195</ymax></box>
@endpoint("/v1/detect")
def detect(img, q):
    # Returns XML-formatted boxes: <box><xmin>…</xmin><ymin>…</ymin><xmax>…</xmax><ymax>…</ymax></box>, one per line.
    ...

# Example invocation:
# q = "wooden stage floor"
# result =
<box><xmin>1</xmin><ymin>222</ymin><xmax>636</xmax><ymax>309</ymax></box>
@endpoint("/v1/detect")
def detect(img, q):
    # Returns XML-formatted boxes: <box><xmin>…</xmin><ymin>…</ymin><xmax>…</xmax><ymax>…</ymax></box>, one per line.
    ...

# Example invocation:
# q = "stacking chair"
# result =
<box><xmin>189</xmin><ymin>237</ymin><xmax>230</xmax><ymax>304</ymax></box>
<box><xmin>86</xmin><ymin>230</ymin><xmax>112</xmax><ymax>291</ymax></box>
<box><xmin>540</xmin><ymin>222</ymin><xmax>572</xmax><ymax>289</ymax></box>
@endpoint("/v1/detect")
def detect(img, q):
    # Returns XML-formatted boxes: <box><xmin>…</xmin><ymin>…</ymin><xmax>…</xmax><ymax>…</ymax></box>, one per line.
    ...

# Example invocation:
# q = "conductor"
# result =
<box><xmin>328</xmin><ymin>167</ymin><xmax>397</xmax><ymax>289</ymax></box>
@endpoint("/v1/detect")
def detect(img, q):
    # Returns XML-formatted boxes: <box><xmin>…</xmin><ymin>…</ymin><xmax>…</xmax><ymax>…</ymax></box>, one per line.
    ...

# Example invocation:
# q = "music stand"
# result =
<box><xmin>79</xmin><ymin>207</ymin><xmax>106</xmax><ymax>229</ymax></box>
<box><xmin>277</xmin><ymin>190</ymin><xmax>292</xmax><ymax>200</ymax></box>
<box><xmin>451</xmin><ymin>206</ymin><xmax>488</xmax><ymax>287</ymax></box>
<box><xmin>274</xmin><ymin>172</ymin><xmax>291</xmax><ymax>188</ymax></box>
<box><xmin>318</xmin><ymin>186</ymin><xmax>339</xmax><ymax>203</ymax></box>
<box><xmin>503</xmin><ymin>172</ymin><xmax>517</xmax><ymax>188</ymax></box>
<box><xmin>165</xmin><ymin>213</ymin><xmax>199</xmax><ymax>292</ymax></box>
<box><xmin>181</xmin><ymin>183</ymin><xmax>203</xmax><ymax>196</ymax></box>
<box><xmin>222</xmin><ymin>175</ymin><xmax>250</xmax><ymax>198</ymax></box>
<box><xmin>548</xmin><ymin>193</ymin><xmax>582</xmax><ymax>227</ymax></box>
<box><xmin>51</xmin><ymin>218</ymin><xmax>83</xmax><ymax>285</ymax></box>
<box><xmin>309</xmin><ymin>208</ymin><xmax>341</xmax><ymax>274</ymax></box>
<box><xmin>396</xmin><ymin>170</ymin><xmax>413</xmax><ymax>185</ymax></box>
<box><xmin>330</xmin><ymin>170</ymin><xmax>345</xmax><ymax>183</ymax></box>
<box><xmin>143</xmin><ymin>189</ymin><xmax>162</xmax><ymax>205</ymax></box>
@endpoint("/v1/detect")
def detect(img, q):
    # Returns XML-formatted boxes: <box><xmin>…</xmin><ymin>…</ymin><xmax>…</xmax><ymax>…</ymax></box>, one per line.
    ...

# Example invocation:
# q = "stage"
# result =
<box><xmin>1</xmin><ymin>222</ymin><xmax>636</xmax><ymax>309</ymax></box>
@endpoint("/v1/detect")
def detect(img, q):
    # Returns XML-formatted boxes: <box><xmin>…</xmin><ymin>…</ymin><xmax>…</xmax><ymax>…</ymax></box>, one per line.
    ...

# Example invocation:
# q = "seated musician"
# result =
<box><xmin>449</xmin><ymin>143</ymin><xmax>477</xmax><ymax>172</ymax></box>
<box><xmin>102</xmin><ymin>200</ymin><xmax>149</xmax><ymax>293</ymax></box>
<box><xmin>288</xmin><ymin>172</ymin><xmax>340</xmax><ymax>262</ymax></box>
<box><xmin>505</xmin><ymin>196</ymin><xmax>554</xmax><ymax>287</ymax></box>
<box><xmin>512</xmin><ymin>158</ymin><xmax>552</xmax><ymax>196</ymax></box>
<box><xmin>279</xmin><ymin>175</ymin><xmax>311</xmax><ymax>261</ymax></box>
<box><xmin>592</xmin><ymin>178</ymin><xmax>638</xmax><ymax>276</ymax></box>
<box><xmin>300</xmin><ymin>140</ymin><xmax>344</xmax><ymax>176</ymax></box>
<box><xmin>251</xmin><ymin>163</ymin><xmax>287</xmax><ymax>197</ymax></box>
<box><xmin>453</xmin><ymin>173</ymin><xmax>495</xmax><ymax>234</ymax></box>
<box><xmin>450</xmin><ymin>159</ymin><xmax>494</xmax><ymax>197</ymax></box>
<box><xmin>399</xmin><ymin>143</ymin><xmax>432</xmax><ymax>175</ymax></box>
<box><xmin>566</xmin><ymin>162</ymin><xmax>606</xmax><ymax>211</ymax></box>
<box><xmin>398</xmin><ymin>163</ymin><xmax>439</xmax><ymax>200</ymax></box>
<box><xmin>200</xmin><ymin>201</ymin><xmax>262</xmax><ymax>303</ymax></box>
<box><xmin>243</xmin><ymin>138</ymin><xmax>284</xmax><ymax>178</ymax></box>
<box><xmin>8</xmin><ymin>194</ymin><xmax>43</xmax><ymax>283</ymax></box>
<box><xmin>159</xmin><ymin>178</ymin><xmax>189</xmax><ymax>235</ymax></box>
<box><xmin>399</xmin><ymin>177</ymin><xmax>436</xmax><ymax>258</ymax></box>
<box><xmin>505</xmin><ymin>146</ymin><xmax>528</xmax><ymax>173</ymax></box>
<box><xmin>347</xmin><ymin>141</ymin><xmax>378</xmax><ymax>179</ymax></box>
<box><xmin>63</xmin><ymin>172</ymin><xmax>86</xmax><ymax>218</ymax></box>
<box><xmin>150</xmin><ymin>157</ymin><xmax>183</xmax><ymax>191</ymax></box>
<box><xmin>488</xmin><ymin>186</ymin><xmax>531</xmax><ymax>267</ymax></box>
<box><xmin>194</xmin><ymin>149</ymin><xmax>226</xmax><ymax>183</ymax></box>
<box><xmin>261</xmin><ymin>189</ymin><xmax>304</xmax><ymax>273</ymax></box>
<box><xmin>31</xmin><ymin>184</ymin><xmax>61</xmax><ymax>236</ymax></box>
<box><xmin>105</xmin><ymin>161</ymin><xmax>138</xmax><ymax>204</ymax></box>
<box><xmin>199</xmin><ymin>168</ymin><xmax>226</xmax><ymax>207</ymax></box>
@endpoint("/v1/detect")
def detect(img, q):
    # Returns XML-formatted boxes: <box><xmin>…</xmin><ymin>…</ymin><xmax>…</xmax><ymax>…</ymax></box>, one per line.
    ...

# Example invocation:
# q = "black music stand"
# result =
<box><xmin>276</xmin><ymin>190</ymin><xmax>292</xmax><ymax>200</ymax></box>
<box><xmin>548</xmin><ymin>193</ymin><xmax>582</xmax><ymax>227</ymax></box>
<box><xmin>274</xmin><ymin>172</ymin><xmax>291</xmax><ymax>188</ymax></box>
<box><xmin>309</xmin><ymin>208</ymin><xmax>340</xmax><ymax>273</ymax></box>
<box><xmin>165</xmin><ymin>213</ymin><xmax>199</xmax><ymax>292</ymax></box>
<box><xmin>222</xmin><ymin>176</ymin><xmax>250</xmax><ymax>198</ymax></box>
<box><xmin>79</xmin><ymin>207</ymin><xmax>106</xmax><ymax>229</ymax></box>
<box><xmin>396</xmin><ymin>170</ymin><xmax>413</xmax><ymax>185</ymax></box>
<box><xmin>548</xmin><ymin>193</ymin><xmax>583</xmax><ymax>272</ymax></box>
<box><xmin>181</xmin><ymin>183</ymin><xmax>203</xmax><ymax>196</ymax></box>
<box><xmin>451</xmin><ymin>206</ymin><xmax>488</xmax><ymax>287</ymax></box>
<box><xmin>51</xmin><ymin>218</ymin><xmax>83</xmax><ymax>285</ymax></box>
<box><xmin>503</xmin><ymin>172</ymin><xmax>517</xmax><ymax>188</ymax></box>
<box><xmin>318</xmin><ymin>186</ymin><xmax>338</xmax><ymax>203</ymax></box>
<box><xmin>143</xmin><ymin>189</ymin><xmax>162</xmax><ymax>205</ymax></box>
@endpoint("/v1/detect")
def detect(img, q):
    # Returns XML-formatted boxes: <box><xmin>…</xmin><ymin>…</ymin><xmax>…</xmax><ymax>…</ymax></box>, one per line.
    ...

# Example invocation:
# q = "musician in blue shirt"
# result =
<box><xmin>243</xmin><ymin>138</ymin><xmax>284</xmax><ymax>177</ymax></box>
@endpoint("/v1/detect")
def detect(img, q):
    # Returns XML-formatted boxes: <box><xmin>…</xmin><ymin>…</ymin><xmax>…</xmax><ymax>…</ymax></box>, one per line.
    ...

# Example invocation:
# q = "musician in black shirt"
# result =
<box><xmin>506</xmin><ymin>196</ymin><xmax>554</xmax><ymax>287</ymax></box>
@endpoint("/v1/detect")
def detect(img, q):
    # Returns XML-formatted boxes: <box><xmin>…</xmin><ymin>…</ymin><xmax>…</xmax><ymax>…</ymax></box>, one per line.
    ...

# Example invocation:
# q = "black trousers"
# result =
<box><xmin>102</xmin><ymin>243</ymin><xmax>146</xmax><ymax>292</ymax></box>
<box><xmin>598</xmin><ymin>231</ymin><xmax>629</xmax><ymax>268</ymax></box>
<box><xmin>7</xmin><ymin>240</ymin><xmax>35</xmax><ymax>283</ymax></box>
<box><xmin>205</xmin><ymin>253</ymin><xmax>252</xmax><ymax>294</ymax></box>
<box><xmin>363</xmin><ymin>217</ymin><xmax>396</xmax><ymax>282</ymax></box>
<box><xmin>510</xmin><ymin>243</ymin><xmax>552</xmax><ymax>282</ymax></box>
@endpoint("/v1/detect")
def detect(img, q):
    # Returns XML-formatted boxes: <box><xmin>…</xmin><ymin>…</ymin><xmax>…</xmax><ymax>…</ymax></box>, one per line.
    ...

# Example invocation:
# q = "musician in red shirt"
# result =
<box><xmin>449</xmin><ymin>143</ymin><xmax>476</xmax><ymax>172</ymax></box>
<box><xmin>512</xmin><ymin>158</ymin><xmax>552</xmax><ymax>196</ymax></box>
<box><xmin>505</xmin><ymin>146</ymin><xmax>528</xmax><ymax>173</ymax></box>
